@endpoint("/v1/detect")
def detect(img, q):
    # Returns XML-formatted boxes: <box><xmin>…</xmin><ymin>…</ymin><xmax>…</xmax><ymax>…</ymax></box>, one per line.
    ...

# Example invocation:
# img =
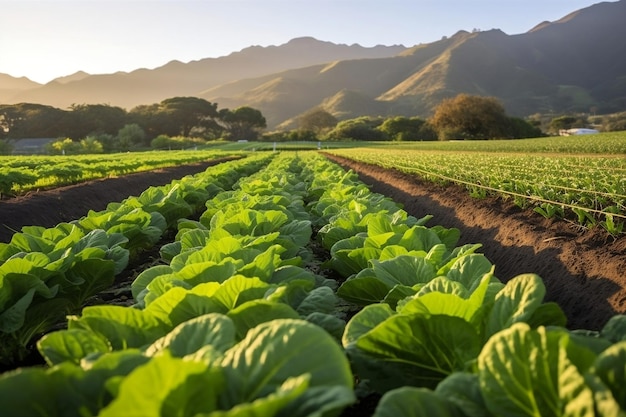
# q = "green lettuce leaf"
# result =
<box><xmin>351</xmin><ymin>314</ymin><xmax>481</xmax><ymax>391</ymax></box>
<box><xmin>478</xmin><ymin>323</ymin><xmax>595</xmax><ymax>417</ymax></box>
<box><xmin>219</xmin><ymin>319</ymin><xmax>354</xmax><ymax>409</ymax></box>
<box><xmin>373</xmin><ymin>386</ymin><xmax>463</xmax><ymax>417</ymax></box>
<box><xmin>100</xmin><ymin>353</ymin><xmax>223</xmax><ymax>417</ymax></box>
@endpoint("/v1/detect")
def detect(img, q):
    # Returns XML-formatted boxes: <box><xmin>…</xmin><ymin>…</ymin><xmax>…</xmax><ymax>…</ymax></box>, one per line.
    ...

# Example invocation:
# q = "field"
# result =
<box><xmin>328</xmin><ymin>149</ymin><xmax>626</xmax><ymax>235</ymax></box>
<box><xmin>0</xmin><ymin>150</ymin><xmax>240</xmax><ymax>197</ymax></box>
<box><xmin>0</xmin><ymin>135</ymin><xmax>625</xmax><ymax>415</ymax></box>
<box><xmin>325</xmin><ymin>153</ymin><xmax>626</xmax><ymax>330</ymax></box>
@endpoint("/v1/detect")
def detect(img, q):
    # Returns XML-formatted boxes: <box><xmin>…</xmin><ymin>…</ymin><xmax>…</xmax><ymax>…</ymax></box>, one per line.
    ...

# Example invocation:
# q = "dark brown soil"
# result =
<box><xmin>325</xmin><ymin>154</ymin><xmax>626</xmax><ymax>332</ymax></box>
<box><xmin>0</xmin><ymin>158</ymin><xmax>237</xmax><ymax>243</ymax></box>
<box><xmin>1</xmin><ymin>154</ymin><xmax>625</xmax><ymax>332</ymax></box>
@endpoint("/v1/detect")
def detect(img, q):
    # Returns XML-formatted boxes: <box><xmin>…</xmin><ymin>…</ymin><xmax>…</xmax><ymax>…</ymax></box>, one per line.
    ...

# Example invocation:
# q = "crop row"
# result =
<box><xmin>362</xmin><ymin>131</ymin><xmax>626</xmax><ymax>155</ymax></box>
<box><xmin>0</xmin><ymin>153</ymin><xmax>272</xmax><ymax>365</ymax></box>
<box><xmin>327</xmin><ymin>148</ymin><xmax>626</xmax><ymax>235</ymax></box>
<box><xmin>0</xmin><ymin>150</ymin><xmax>239</xmax><ymax>197</ymax></box>
<box><xmin>1</xmin><ymin>152</ymin><xmax>625</xmax><ymax>416</ymax></box>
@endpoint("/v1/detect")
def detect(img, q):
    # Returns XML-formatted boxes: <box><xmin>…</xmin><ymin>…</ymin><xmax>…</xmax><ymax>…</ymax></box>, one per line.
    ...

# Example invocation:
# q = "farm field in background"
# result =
<box><xmin>327</xmin><ymin>132</ymin><xmax>626</xmax><ymax>235</ymax></box>
<box><xmin>3</xmin><ymin>132</ymin><xmax>626</xmax><ymax>233</ymax></box>
<box><xmin>222</xmin><ymin>130</ymin><xmax>626</xmax><ymax>154</ymax></box>
<box><xmin>0</xmin><ymin>150</ymin><xmax>239</xmax><ymax>197</ymax></box>
<box><xmin>351</xmin><ymin>131</ymin><xmax>626</xmax><ymax>154</ymax></box>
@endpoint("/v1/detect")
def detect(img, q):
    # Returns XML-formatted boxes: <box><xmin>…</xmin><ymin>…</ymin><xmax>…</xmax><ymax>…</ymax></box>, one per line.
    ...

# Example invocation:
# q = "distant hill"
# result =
<box><xmin>0</xmin><ymin>74</ymin><xmax>40</xmax><ymax>103</ymax></box>
<box><xmin>0</xmin><ymin>37</ymin><xmax>406</xmax><ymax>109</ymax></box>
<box><xmin>1</xmin><ymin>1</ymin><xmax>625</xmax><ymax>129</ymax></box>
<box><xmin>53</xmin><ymin>71</ymin><xmax>91</xmax><ymax>84</ymax></box>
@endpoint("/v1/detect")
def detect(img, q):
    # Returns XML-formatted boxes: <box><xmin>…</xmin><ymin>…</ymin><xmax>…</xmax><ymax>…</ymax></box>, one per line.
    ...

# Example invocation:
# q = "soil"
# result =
<box><xmin>0</xmin><ymin>158</ymin><xmax>237</xmax><ymax>243</ymax></box>
<box><xmin>324</xmin><ymin>154</ymin><xmax>626</xmax><ymax>332</ymax></box>
<box><xmin>1</xmin><ymin>153</ymin><xmax>625</xmax><ymax>334</ymax></box>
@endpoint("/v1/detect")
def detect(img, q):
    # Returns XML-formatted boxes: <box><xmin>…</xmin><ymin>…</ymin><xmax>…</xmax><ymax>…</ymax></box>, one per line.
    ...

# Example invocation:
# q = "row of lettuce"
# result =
<box><xmin>325</xmin><ymin>148</ymin><xmax>626</xmax><ymax>236</ymax></box>
<box><xmin>1</xmin><ymin>152</ymin><xmax>625</xmax><ymax>416</ymax></box>
<box><xmin>0</xmin><ymin>153</ymin><xmax>271</xmax><ymax>364</ymax></box>
<box><xmin>0</xmin><ymin>150</ymin><xmax>237</xmax><ymax>197</ymax></box>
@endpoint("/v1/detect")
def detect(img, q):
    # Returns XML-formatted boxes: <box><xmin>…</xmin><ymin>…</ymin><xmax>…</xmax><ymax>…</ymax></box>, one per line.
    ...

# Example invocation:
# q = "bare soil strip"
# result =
<box><xmin>324</xmin><ymin>154</ymin><xmax>626</xmax><ymax>331</ymax></box>
<box><xmin>0</xmin><ymin>158</ymin><xmax>237</xmax><ymax>243</ymax></box>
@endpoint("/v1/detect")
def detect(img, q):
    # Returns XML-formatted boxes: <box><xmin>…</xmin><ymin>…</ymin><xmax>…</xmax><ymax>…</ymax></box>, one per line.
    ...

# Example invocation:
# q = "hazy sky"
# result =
<box><xmin>1</xmin><ymin>0</ymin><xmax>602</xmax><ymax>84</ymax></box>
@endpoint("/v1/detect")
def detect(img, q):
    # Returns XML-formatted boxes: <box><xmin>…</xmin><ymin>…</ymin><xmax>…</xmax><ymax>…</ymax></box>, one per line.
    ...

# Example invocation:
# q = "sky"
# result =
<box><xmin>0</xmin><ymin>0</ymin><xmax>604</xmax><ymax>84</ymax></box>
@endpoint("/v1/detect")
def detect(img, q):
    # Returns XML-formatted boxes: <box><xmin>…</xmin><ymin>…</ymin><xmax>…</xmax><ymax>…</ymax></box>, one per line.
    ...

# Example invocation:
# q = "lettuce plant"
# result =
<box><xmin>39</xmin><ymin>263</ymin><xmax>343</xmax><ymax>363</ymax></box>
<box><xmin>336</xmin><ymin>248</ymin><xmax>486</xmax><ymax>306</ymax></box>
<box><xmin>75</xmin><ymin>206</ymin><xmax>167</xmax><ymax>256</ymax></box>
<box><xmin>0</xmin><ymin>229</ymin><xmax>129</xmax><ymax>365</ymax></box>
<box><xmin>2</xmin><ymin>317</ymin><xmax>356</xmax><ymax>417</ymax></box>
<box><xmin>0</xmin><ymin>155</ymin><xmax>274</xmax><ymax>367</ymax></box>
<box><xmin>343</xmin><ymin>273</ymin><xmax>567</xmax><ymax>393</ymax></box>
<box><xmin>372</xmin><ymin>319</ymin><xmax>626</xmax><ymax>416</ymax></box>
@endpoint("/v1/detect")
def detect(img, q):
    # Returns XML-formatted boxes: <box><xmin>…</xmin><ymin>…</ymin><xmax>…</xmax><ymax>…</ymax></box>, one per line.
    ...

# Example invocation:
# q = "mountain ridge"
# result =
<box><xmin>1</xmin><ymin>37</ymin><xmax>407</xmax><ymax>110</ymax></box>
<box><xmin>1</xmin><ymin>1</ymin><xmax>625</xmax><ymax>129</ymax></box>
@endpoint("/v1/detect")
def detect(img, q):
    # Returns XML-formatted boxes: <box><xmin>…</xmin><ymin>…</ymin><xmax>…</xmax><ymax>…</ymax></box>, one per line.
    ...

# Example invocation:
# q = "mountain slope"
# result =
<box><xmin>1</xmin><ymin>1</ymin><xmax>625</xmax><ymax>130</ymax></box>
<box><xmin>0</xmin><ymin>74</ymin><xmax>41</xmax><ymax>103</ymax></box>
<box><xmin>200</xmin><ymin>54</ymin><xmax>420</xmax><ymax>127</ymax></box>
<box><xmin>2</xmin><ymin>37</ymin><xmax>406</xmax><ymax>109</ymax></box>
<box><xmin>205</xmin><ymin>0</ymin><xmax>626</xmax><ymax>128</ymax></box>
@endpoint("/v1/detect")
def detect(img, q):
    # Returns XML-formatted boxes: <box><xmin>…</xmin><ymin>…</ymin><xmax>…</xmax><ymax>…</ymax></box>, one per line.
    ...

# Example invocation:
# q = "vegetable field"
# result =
<box><xmin>0</xmin><ymin>150</ymin><xmax>625</xmax><ymax>416</ymax></box>
<box><xmin>0</xmin><ymin>150</ymin><xmax>238</xmax><ymax>198</ymax></box>
<box><xmin>328</xmin><ymin>134</ymin><xmax>626</xmax><ymax>235</ymax></box>
<box><xmin>355</xmin><ymin>131</ymin><xmax>626</xmax><ymax>154</ymax></box>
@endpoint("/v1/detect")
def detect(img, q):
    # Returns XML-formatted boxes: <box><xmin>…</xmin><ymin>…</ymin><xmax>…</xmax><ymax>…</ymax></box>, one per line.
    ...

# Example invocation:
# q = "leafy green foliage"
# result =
<box><xmin>0</xmin><ymin>154</ymin><xmax>272</xmax><ymax>366</ymax></box>
<box><xmin>330</xmin><ymin>145</ymin><xmax>626</xmax><ymax>235</ymax></box>
<box><xmin>343</xmin><ymin>273</ymin><xmax>566</xmax><ymax>393</ymax></box>
<box><xmin>324</xmin><ymin>116</ymin><xmax>387</xmax><ymax>141</ymax></box>
<box><xmin>2</xmin><ymin>151</ymin><xmax>626</xmax><ymax>417</ymax></box>
<box><xmin>2</xmin><ymin>318</ymin><xmax>356</xmax><ymax>416</ymax></box>
<box><xmin>0</xmin><ymin>227</ymin><xmax>128</xmax><ymax>364</ymax></box>
<box><xmin>0</xmin><ymin>150</ymin><xmax>238</xmax><ymax>195</ymax></box>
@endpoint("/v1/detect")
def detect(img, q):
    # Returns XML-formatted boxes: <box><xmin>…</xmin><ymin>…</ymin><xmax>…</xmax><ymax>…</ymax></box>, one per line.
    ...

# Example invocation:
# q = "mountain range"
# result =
<box><xmin>2</xmin><ymin>0</ymin><xmax>625</xmax><ymax>130</ymax></box>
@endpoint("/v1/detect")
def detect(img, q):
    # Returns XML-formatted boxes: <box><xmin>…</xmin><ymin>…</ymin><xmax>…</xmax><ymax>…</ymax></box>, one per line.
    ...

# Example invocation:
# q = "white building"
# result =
<box><xmin>558</xmin><ymin>128</ymin><xmax>600</xmax><ymax>136</ymax></box>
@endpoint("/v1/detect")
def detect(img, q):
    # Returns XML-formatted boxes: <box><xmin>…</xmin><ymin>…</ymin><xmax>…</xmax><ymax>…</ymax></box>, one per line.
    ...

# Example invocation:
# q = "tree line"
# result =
<box><xmin>4</xmin><ymin>93</ymin><xmax>621</xmax><ymax>154</ymax></box>
<box><xmin>272</xmin><ymin>94</ymin><xmax>544</xmax><ymax>142</ymax></box>
<box><xmin>0</xmin><ymin>97</ymin><xmax>266</xmax><ymax>148</ymax></box>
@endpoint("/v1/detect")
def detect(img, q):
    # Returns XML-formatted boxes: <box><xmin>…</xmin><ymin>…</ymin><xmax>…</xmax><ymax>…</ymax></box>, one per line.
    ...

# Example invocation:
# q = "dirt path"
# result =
<box><xmin>324</xmin><ymin>154</ymin><xmax>626</xmax><ymax>331</ymax></box>
<box><xmin>0</xmin><ymin>158</ymin><xmax>237</xmax><ymax>243</ymax></box>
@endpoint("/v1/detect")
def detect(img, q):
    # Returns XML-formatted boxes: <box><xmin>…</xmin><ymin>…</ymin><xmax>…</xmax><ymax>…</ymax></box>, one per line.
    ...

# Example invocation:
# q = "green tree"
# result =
<box><xmin>218</xmin><ymin>106</ymin><xmax>266</xmax><ymax>141</ymax></box>
<box><xmin>324</xmin><ymin>116</ymin><xmax>386</xmax><ymax>141</ymax></box>
<box><xmin>66</xmin><ymin>104</ymin><xmax>128</xmax><ymax>139</ymax></box>
<box><xmin>87</xmin><ymin>133</ymin><xmax>117</xmax><ymax>153</ymax></box>
<box><xmin>117</xmin><ymin>123</ymin><xmax>147</xmax><ymax>148</ymax></box>
<box><xmin>0</xmin><ymin>103</ymin><xmax>68</xmax><ymax>139</ymax></box>
<box><xmin>507</xmin><ymin>117</ymin><xmax>543</xmax><ymax>138</ymax></box>
<box><xmin>150</xmin><ymin>134</ymin><xmax>172</xmax><ymax>150</ymax></box>
<box><xmin>128</xmin><ymin>103</ymin><xmax>165</xmax><ymax>140</ymax></box>
<box><xmin>548</xmin><ymin>115</ymin><xmax>587</xmax><ymax>135</ymax></box>
<box><xmin>430</xmin><ymin>94</ymin><xmax>510</xmax><ymax>140</ymax></box>
<box><xmin>604</xmin><ymin>112</ymin><xmax>626</xmax><ymax>131</ymax></box>
<box><xmin>158</xmin><ymin>97</ymin><xmax>219</xmax><ymax>137</ymax></box>
<box><xmin>79</xmin><ymin>137</ymin><xmax>104</xmax><ymax>154</ymax></box>
<box><xmin>46</xmin><ymin>138</ymin><xmax>81</xmax><ymax>155</ymax></box>
<box><xmin>377</xmin><ymin>116</ymin><xmax>431</xmax><ymax>141</ymax></box>
<box><xmin>298</xmin><ymin>108</ymin><xmax>338</xmax><ymax>135</ymax></box>
<box><xmin>151</xmin><ymin>135</ymin><xmax>204</xmax><ymax>150</ymax></box>
<box><xmin>416</xmin><ymin>121</ymin><xmax>439</xmax><ymax>141</ymax></box>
